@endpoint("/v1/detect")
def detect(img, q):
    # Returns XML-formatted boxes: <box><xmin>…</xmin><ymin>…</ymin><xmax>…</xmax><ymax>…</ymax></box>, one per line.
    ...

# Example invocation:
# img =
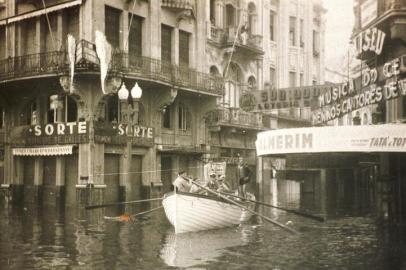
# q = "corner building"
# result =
<box><xmin>0</xmin><ymin>0</ymin><xmax>223</xmax><ymax>206</ymax></box>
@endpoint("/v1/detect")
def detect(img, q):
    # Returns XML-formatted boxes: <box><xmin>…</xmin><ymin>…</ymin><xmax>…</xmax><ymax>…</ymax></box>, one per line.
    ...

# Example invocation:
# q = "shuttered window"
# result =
<box><xmin>129</xmin><ymin>14</ymin><xmax>143</xmax><ymax>57</ymax></box>
<box><xmin>105</xmin><ymin>6</ymin><xmax>121</xmax><ymax>49</ymax></box>
<box><xmin>179</xmin><ymin>30</ymin><xmax>190</xmax><ymax>67</ymax></box>
<box><xmin>161</xmin><ymin>25</ymin><xmax>172</xmax><ymax>63</ymax></box>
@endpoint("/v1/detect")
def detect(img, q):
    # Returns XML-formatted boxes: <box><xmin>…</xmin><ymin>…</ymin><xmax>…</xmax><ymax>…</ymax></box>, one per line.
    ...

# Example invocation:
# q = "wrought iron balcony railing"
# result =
<box><xmin>208</xmin><ymin>25</ymin><xmax>263</xmax><ymax>54</ymax></box>
<box><xmin>206</xmin><ymin>107</ymin><xmax>264</xmax><ymax>130</ymax></box>
<box><xmin>161</xmin><ymin>0</ymin><xmax>194</xmax><ymax>10</ymax></box>
<box><xmin>0</xmin><ymin>51</ymin><xmax>67</xmax><ymax>80</ymax></box>
<box><xmin>111</xmin><ymin>53</ymin><xmax>224</xmax><ymax>95</ymax></box>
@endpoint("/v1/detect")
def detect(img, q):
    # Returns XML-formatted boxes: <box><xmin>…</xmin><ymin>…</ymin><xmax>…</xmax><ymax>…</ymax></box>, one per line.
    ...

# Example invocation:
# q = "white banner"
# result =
<box><xmin>256</xmin><ymin>124</ymin><xmax>406</xmax><ymax>156</ymax></box>
<box><xmin>13</xmin><ymin>145</ymin><xmax>73</xmax><ymax>156</ymax></box>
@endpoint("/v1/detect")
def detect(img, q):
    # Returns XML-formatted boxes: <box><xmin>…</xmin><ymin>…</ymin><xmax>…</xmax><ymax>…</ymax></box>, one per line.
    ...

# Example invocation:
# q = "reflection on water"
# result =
<box><xmin>1</xmin><ymin>198</ymin><xmax>406</xmax><ymax>269</ymax></box>
<box><xmin>160</xmin><ymin>225</ymin><xmax>259</xmax><ymax>268</ymax></box>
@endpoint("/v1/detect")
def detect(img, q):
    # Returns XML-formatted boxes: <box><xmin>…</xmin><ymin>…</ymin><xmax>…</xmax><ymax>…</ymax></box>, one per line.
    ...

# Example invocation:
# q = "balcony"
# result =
<box><xmin>0</xmin><ymin>40</ymin><xmax>224</xmax><ymax>96</ymax></box>
<box><xmin>0</xmin><ymin>51</ymin><xmax>67</xmax><ymax>81</ymax></box>
<box><xmin>206</xmin><ymin>108</ymin><xmax>265</xmax><ymax>131</ymax></box>
<box><xmin>161</xmin><ymin>0</ymin><xmax>194</xmax><ymax>11</ymax></box>
<box><xmin>111</xmin><ymin>53</ymin><xmax>224</xmax><ymax>96</ymax></box>
<box><xmin>208</xmin><ymin>25</ymin><xmax>264</xmax><ymax>56</ymax></box>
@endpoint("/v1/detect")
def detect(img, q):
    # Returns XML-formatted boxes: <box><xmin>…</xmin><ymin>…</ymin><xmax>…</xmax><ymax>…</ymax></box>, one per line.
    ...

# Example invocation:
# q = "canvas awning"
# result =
<box><xmin>3</xmin><ymin>0</ymin><xmax>82</xmax><ymax>24</ymax></box>
<box><xmin>12</xmin><ymin>145</ymin><xmax>74</xmax><ymax>156</ymax></box>
<box><xmin>256</xmin><ymin>124</ymin><xmax>406</xmax><ymax>156</ymax></box>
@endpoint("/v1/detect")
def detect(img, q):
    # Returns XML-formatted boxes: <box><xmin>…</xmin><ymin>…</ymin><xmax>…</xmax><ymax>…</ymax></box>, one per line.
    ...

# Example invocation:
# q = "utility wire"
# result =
<box><xmin>41</xmin><ymin>0</ymin><xmax>56</xmax><ymax>51</ymax></box>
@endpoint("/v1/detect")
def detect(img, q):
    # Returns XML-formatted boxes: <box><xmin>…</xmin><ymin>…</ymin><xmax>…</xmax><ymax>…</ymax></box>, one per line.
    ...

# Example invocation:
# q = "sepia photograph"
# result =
<box><xmin>0</xmin><ymin>0</ymin><xmax>405</xmax><ymax>269</ymax></box>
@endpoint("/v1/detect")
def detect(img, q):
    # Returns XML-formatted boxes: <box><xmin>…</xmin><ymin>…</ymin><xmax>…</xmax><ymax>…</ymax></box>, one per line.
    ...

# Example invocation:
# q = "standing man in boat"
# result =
<box><xmin>173</xmin><ymin>171</ymin><xmax>192</xmax><ymax>192</ymax></box>
<box><xmin>236</xmin><ymin>156</ymin><xmax>252</xmax><ymax>198</ymax></box>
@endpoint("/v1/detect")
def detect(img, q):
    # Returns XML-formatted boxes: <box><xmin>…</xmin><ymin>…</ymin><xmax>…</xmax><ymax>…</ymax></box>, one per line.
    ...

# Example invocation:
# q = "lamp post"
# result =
<box><xmin>118</xmin><ymin>83</ymin><xmax>129</xmax><ymax>124</ymax></box>
<box><xmin>130</xmin><ymin>82</ymin><xmax>143</xmax><ymax>125</ymax></box>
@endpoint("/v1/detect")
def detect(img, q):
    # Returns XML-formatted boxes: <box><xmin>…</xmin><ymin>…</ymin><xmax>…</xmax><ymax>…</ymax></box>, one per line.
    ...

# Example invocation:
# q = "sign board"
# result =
<box><xmin>256</xmin><ymin>124</ymin><xmax>406</xmax><ymax>156</ymax></box>
<box><xmin>312</xmin><ymin>55</ymin><xmax>406</xmax><ymax>124</ymax></box>
<box><xmin>353</xmin><ymin>26</ymin><xmax>385</xmax><ymax>56</ymax></box>
<box><xmin>94</xmin><ymin>122</ymin><xmax>154</xmax><ymax>147</ymax></box>
<box><xmin>16</xmin><ymin>121</ymin><xmax>89</xmax><ymax>146</ymax></box>
<box><xmin>204</xmin><ymin>162</ymin><xmax>226</xmax><ymax>180</ymax></box>
<box><xmin>361</xmin><ymin>0</ymin><xmax>378</xmax><ymax>28</ymax></box>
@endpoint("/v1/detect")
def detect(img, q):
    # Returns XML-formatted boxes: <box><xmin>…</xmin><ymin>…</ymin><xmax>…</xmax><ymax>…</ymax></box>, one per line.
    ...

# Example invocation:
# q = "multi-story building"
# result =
<box><xmin>351</xmin><ymin>0</ymin><xmax>406</xmax><ymax>223</ymax></box>
<box><xmin>204</xmin><ymin>0</ymin><xmax>326</xmax><ymax>186</ymax></box>
<box><xmin>0</xmin><ymin>0</ymin><xmax>224</xmax><ymax>206</ymax></box>
<box><xmin>0</xmin><ymin>0</ymin><xmax>326</xmax><ymax>206</ymax></box>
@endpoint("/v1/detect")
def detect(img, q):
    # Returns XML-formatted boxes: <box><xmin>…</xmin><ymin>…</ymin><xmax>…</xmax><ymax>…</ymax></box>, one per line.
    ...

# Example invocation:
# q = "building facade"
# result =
<box><xmin>351</xmin><ymin>0</ymin><xmax>406</xmax><ymax>223</ymax></box>
<box><xmin>204</xmin><ymin>0</ymin><xmax>326</xmax><ymax>187</ymax></box>
<box><xmin>0</xmin><ymin>0</ymin><xmax>224</xmax><ymax>206</ymax></box>
<box><xmin>0</xmin><ymin>0</ymin><xmax>326</xmax><ymax>207</ymax></box>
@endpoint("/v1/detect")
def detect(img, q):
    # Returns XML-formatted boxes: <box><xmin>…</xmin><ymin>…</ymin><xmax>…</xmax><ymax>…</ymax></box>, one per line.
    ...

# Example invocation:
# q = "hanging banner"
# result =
<box><xmin>95</xmin><ymin>30</ymin><xmax>112</xmax><ymax>94</ymax></box>
<box><xmin>256</xmin><ymin>124</ymin><xmax>406</xmax><ymax>156</ymax></box>
<box><xmin>67</xmin><ymin>34</ymin><xmax>76</xmax><ymax>92</ymax></box>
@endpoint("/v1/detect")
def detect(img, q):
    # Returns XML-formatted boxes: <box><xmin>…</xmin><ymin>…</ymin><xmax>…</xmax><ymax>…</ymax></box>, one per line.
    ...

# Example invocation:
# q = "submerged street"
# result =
<box><xmin>1</xmin><ymin>190</ymin><xmax>406</xmax><ymax>270</ymax></box>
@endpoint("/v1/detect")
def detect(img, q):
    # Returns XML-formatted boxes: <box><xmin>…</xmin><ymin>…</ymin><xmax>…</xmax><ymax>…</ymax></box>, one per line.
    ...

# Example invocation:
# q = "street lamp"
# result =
<box><xmin>118</xmin><ymin>82</ymin><xmax>129</xmax><ymax>123</ymax></box>
<box><xmin>130</xmin><ymin>82</ymin><xmax>143</xmax><ymax>124</ymax></box>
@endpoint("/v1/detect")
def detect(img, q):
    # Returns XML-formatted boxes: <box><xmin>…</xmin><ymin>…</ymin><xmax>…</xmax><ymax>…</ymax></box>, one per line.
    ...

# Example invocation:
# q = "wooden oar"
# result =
<box><xmin>217</xmin><ymin>191</ymin><xmax>325</xmax><ymax>222</ymax></box>
<box><xmin>190</xmin><ymin>180</ymin><xmax>299</xmax><ymax>234</ymax></box>
<box><xmin>104</xmin><ymin>206</ymin><xmax>164</xmax><ymax>222</ymax></box>
<box><xmin>85</xmin><ymin>197</ymin><xmax>163</xmax><ymax>210</ymax></box>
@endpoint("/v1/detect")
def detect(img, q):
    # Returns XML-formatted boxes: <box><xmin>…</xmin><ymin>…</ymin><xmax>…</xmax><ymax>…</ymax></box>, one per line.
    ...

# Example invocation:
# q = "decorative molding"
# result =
<box><xmin>154</xmin><ymin>87</ymin><xmax>178</xmax><ymax>111</ymax></box>
<box><xmin>176</xmin><ymin>10</ymin><xmax>194</xmax><ymax>27</ymax></box>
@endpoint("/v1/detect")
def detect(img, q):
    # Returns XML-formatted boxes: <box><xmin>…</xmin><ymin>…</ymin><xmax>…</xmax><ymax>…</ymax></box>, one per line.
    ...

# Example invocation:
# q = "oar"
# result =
<box><xmin>190</xmin><ymin>180</ymin><xmax>299</xmax><ymax>234</ymax></box>
<box><xmin>85</xmin><ymin>197</ymin><xmax>163</xmax><ymax>210</ymax></box>
<box><xmin>217</xmin><ymin>191</ymin><xmax>325</xmax><ymax>222</ymax></box>
<box><xmin>104</xmin><ymin>206</ymin><xmax>164</xmax><ymax>222</ymax></box>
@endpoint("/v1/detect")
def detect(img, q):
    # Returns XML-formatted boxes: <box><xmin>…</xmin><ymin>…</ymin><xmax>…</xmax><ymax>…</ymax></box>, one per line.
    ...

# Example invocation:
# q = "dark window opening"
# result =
<box><xmin>105</xmin><ymin>6</ymin><xmax>121</xmax><ymax>49</ymax></box>
<box><xmin>129</xmin><ymin>14</ymin><xmax>143</xmax><ymax>58</ymax></box>
<box><xmin>179</xmin><ymin>30</ymin><xmax>190</xmax><ymax>68</ymax></box>
<box><xmin>289</xmin><ymin>16</ymin><xmax>296</xmax><ymax>46</ymax></box>
<box><xmin>161</xmin><ymin>25</ymin><xmax>172</xmax><ymax>64</ymax></box>
<box><xmin>163</xmin><ymin>106</ymin><xmax>171</xmax><ymax>128</ymax></box>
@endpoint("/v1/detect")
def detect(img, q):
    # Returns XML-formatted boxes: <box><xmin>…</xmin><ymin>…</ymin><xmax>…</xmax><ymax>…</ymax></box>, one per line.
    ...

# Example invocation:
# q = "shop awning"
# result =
<box><xmin>5</xmin><ymin>0</ymin><xmax>82</xmax><ymax>24</ymax></box>
<box><xmin>256</xmin><ymin>124</ymin><xmax>406</xmax><ymax>156</ymax></box>
<box><xmin>12</xmin><ymin>145</ymin><xmax>74</xmax><ymax>156</ymax></box>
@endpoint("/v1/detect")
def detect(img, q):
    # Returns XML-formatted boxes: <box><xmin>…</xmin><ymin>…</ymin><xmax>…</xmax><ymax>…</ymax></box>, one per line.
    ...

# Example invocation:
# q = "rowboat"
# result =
<box><xmin>162</xmin><ymin>191</ymin><xmax>255</xmax><ymax>234</ymax></box>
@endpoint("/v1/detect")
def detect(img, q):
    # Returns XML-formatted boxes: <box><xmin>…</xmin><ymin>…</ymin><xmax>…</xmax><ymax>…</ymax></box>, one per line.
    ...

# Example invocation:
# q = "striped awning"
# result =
<box><xmin>12</xmin><ymin>145</ymin><xmax>74</xmax><ymax>156</ymax></box>
<box><xmin>3</xmin><ymin>0</ymin><xmax>82</xmax><ymax>24</ymax></box>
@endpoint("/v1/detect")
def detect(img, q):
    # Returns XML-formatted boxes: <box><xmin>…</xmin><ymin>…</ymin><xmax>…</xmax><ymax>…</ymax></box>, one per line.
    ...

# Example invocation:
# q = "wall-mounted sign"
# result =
<box><xmin>256</xmin><ymin>124</ymin><xmax>406</xmax><ymax>155</ymax></box>
<box><xmin>94</xmin><ymin>122</ymin><xmax>154</xmax><ymax>147</ymax></box>
<box><xmin>312</xmin><ymin>55</ymin><xmax>406</xmax><ymax>124</ymax></box>
<box><xmin>15</xmin><ymin>121</ymin><xmax>89</xmax><ymax>146</ymax></box>
<box><xmin>353</xmin><ymin>27</ymin><xmax>386</xmax><ymax>56</ymax></box>
<box><xmin>361</xmin><ymin>0</ymin><xmax>377</xmax><ymax>28</ymax></box>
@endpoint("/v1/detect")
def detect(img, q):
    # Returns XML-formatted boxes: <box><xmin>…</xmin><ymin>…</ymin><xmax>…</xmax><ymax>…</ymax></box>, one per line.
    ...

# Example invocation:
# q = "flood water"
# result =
<box><xmin>1</xmin><ymin>196</ymin><xmax>406</xmax><ymax>269</ymax></box>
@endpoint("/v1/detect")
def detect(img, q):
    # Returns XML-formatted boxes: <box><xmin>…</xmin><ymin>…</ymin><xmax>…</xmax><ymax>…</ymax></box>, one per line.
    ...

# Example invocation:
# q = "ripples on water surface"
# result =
<box><xmin>1</xmin><ymin>205</ymin><xmax>406</xmax><ymax>270</ymax></box>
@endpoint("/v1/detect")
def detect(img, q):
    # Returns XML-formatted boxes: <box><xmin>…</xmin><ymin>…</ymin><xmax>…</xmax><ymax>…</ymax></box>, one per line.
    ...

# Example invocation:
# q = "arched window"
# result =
<box><xmin>162</xmin><ymin>105</ymin><xmax>171</xmax><ymax>129</ymax></box>
<box><xmin>21</xmin><ymin>99</ymin><xmax>37</xmax><ymax>126</ymax></box>
<box><xmin>178</xmin><ymin>103</ymin><xmax>191</xmax><ymax>131</ymax></box>
<box><xmin>248</xmin><ymin>3</ymin><xmax>257</xmax><ymax>36</ymax></box>
<box><xmin>225</xmin><ymin>4</ymin><xmax>235</xmax><ymax>27</ymax></box>
<box><xmin>47</xmin><ymin>95</ymin><xmax>77</xmax><ymax>123</ymax></box>
<box><xmin>223</xmin><ymin>62</ymin><xmax>243</xmax><ymax>108</ymax></box>
<box><xmin>210</xmin><ymin>65</ymin><xmax>220</xmax><ymax>77</ymax></box>
<box><xmin>247</xmin><ymin>76</ymin><xmax>257</xmax><ymax>91</ymax></box>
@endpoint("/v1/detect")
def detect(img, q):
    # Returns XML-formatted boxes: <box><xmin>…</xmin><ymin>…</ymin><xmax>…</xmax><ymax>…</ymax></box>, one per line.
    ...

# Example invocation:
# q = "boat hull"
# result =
<box><xmin>162</xmin><ymin>191</ymin><xmax>254</xmax><ymax>234</ymax></box>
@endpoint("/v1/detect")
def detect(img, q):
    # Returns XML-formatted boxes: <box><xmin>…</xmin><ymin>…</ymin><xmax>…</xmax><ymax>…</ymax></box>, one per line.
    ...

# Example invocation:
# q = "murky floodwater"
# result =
<box><xmin>1</xmin><ymin>201</ymin><xmax>406</xmax><ymax>270</ymax></box>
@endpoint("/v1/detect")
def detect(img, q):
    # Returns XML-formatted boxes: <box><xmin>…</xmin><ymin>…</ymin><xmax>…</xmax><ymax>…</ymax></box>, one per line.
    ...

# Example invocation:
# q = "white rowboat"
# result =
<box><xmin>162</xmin><ymin>191</ymin><xmax>255</xmax><ymax>234</ymax></box>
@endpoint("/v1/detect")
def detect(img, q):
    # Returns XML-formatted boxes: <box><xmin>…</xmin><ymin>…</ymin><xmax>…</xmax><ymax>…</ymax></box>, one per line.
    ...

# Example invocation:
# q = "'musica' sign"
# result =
<box><xmin>94</xmin><ymin>122</ymin><xmax>154</xmax><ymax>146</ymax></box>
<box><xmin>20</xmin><ymin>121</ymin><xmax>89</xmax><ymax>145</ymax></box>
<box><xmin>312</xmin><ymin>55</ymin><xmax>406</xmax><ymax>124</ymax></box>
<box><xmin>256</xmin><ymin>124</ymin><xmax>406</xmax><ymax>156</ymax></box>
